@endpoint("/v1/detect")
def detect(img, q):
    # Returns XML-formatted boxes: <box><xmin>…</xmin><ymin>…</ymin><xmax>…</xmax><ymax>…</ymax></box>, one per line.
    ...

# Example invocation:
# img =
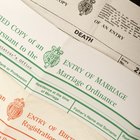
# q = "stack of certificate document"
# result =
<box><xmin>0</xmin><ymin>0</ymin><xmax>140</xmax><ymax>140</ymax></box>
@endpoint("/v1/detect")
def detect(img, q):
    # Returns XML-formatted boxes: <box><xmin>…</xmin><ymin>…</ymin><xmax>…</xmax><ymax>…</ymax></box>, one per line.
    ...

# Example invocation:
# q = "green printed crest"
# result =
<box><xmin>43</xmin><ymin>46</ymin><xmax>63</xmax><ymax>68</ymax></box>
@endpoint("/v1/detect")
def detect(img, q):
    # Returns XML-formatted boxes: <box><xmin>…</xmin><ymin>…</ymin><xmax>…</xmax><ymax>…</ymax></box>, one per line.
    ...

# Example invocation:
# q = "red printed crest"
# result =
<box><xmin>7</xmin><ymin>98</ymin><xmax>25</xmax><ymax>121</ymax></box>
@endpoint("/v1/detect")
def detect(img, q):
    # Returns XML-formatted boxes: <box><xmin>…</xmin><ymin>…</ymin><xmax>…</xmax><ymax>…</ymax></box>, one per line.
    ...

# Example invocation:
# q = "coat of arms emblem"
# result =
<box><xmin>78</xmin><ymin>0</ymin><xmax>96</xmax><ymax>16</ymax></box>
<box><xmin>43</xmin><ymin>46</ymin><xmax>63</xmax><ymax>68</ymax></box>
<box><xmin>7</xmin><ymin>98</ymin><xmax>25</xmax><ymax>121</ymax></box>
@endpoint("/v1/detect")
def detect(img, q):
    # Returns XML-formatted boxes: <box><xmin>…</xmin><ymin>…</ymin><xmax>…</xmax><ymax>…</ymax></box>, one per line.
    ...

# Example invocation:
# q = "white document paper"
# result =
<box><xmin>22</xmin><ymin>0</ymin><xmax>140</xmax><ymax>76</ymax></box>
<box><xmin>0</xmin><ymin>0</ymin><xmax>140</xmax><ymax>140</ymax></box>
<box><xmin>0</xmin><ymin>69</ymin><xmax>106</xmax><ymax>140</ymax></box>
